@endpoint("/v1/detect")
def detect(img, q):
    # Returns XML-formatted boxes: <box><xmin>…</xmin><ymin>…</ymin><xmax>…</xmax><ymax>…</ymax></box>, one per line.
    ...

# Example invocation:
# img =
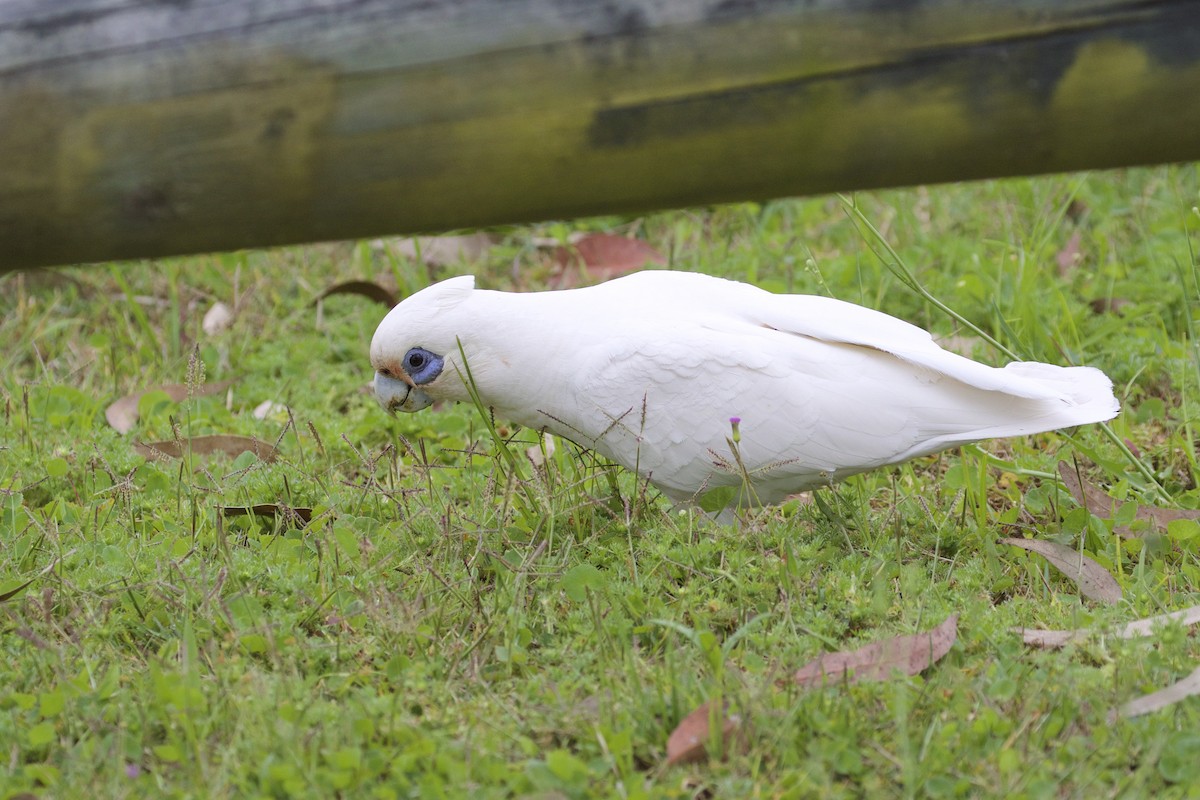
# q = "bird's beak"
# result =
<box><xmin>374</xmin><ymin>372</ymin><xmax>435</xmax><ymax>413</ymax></box>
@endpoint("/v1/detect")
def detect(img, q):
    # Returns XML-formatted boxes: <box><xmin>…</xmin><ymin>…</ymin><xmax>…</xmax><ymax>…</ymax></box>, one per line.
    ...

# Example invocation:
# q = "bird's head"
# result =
<box><xmin>369</xmin><ymin>275</ymin><xmax>477</xmax><ymax>414</ymax></box>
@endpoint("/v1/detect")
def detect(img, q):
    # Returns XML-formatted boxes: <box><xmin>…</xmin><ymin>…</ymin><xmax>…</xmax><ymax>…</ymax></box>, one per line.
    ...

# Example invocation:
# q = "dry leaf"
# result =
<box><xmin>6</xmin><ymin>269</ymin><xmax>89</xmax><ymax>295</ymax></box>
<box><xmin>526</xmin><ymin>434</ymin><xmax>556</xmax><ymax>468</ymax></box>
<box><xmin>1120</xmin><ymin>664</ymin><xmax>1200</xmax><ymax>718</ymax></box>
<box><xmin>1119</xmin><ymin>603</ymin><xmax>1200</xmax><ymax>637</ymax></box>
<box><xmin>392</xmin><ymin>233</ymin><xmax>494</xmax><ymax>266</ymax></box>
<box><xmin>103</xmin><ymin>293</ymin><xmax>176</xmax><ymax>309</ymax></box>
<box><xmin>1057</xmin><ymin>461</ymin><xmax>1121</xmax><ymax>519</ymax></box>
<box><xmin>1018</xmin><ymin>602</ymin><xmax>1200</xmax><ymax>649</ymax></box>
<box><xmin>253</xmin><ymin>400</ymin><xmax>288</xmax><ymax>420</ymax></box>
<box><xmin>313</xmin><ymin>280</ymin><xmax>397</xmax><ymax>308</ymax></box>
<box><xmin>551</xmin><ymin>233</ymin><xmax>666</xmax><ymax>288</ymax></box>
<box><xmin>793</xmin><ymin>614</ymin><xmax>958</xmax><ymax>688</ymax></box>
<box><xmin>106</xmin><ymin>380</ymin><xmax>234</xmax><ymax>434</ymax></box>
<box><xmin>1088</xmin><ymin>298</ymin><xmax>1132</xmax><ymax>315</ymax></box>
<box><xmin>1056</xmin><ymin>231</ymin><xmax>1082</xmax><ymax>276</ymax></box>
<box><xmin>1000</xmin><ymin>537</ymin><xmax>1122</xmax><ymax>604</ymax></box>
<box><xmin>1017</xmin><ymin>628</ymin><xmax>1078</xmax><ymax>648</ymax></box>
<box><xmin>665</xmin><ymin>700</ymin><xmax>742</xmax><ymax>766</ymax></box>
<box><xmin>202</xmin><ymin>301</ymin><xmax>235</xmax><ymax>335</ymax></box>
<box><xmin>0</xmin><ymin>576</ymin><xmax>36</xmax><ymax>603</ymax></box>
<box><xmin>0</xmin><ymin>557</ymin><xmax>64</xmax><ymax>603</ymax></box>
<box><xmin>222</xmin><ymin>504</ymin><xmax>312</xmax><ymax>527</ymax></box>
<box><xmin>1057</xmin><ymin>461</ymin><xmax>1200</xmax><ymax>538</ymax></box>
<box><xmin>1133</xmin><ymin>503</ymin><xmax>1200</xmax><ymax>532</ymax></box>
<box><xmin>666</xmin><ymin>608</ymin><xmax>946</xmax><ymax>772</ymax></box>
<box><xmin>1065</xmin><ymin>198</ymin><xmax>1090</xmax><ymax>224</ymax></box>
<box><xmin>135</xmin><ymin>434</ymin><xmax>278</xmax><ymax>463</ymax></box>
<box><xmin>530</xmin><ymin>233</ymin><xmax>586</xmax><ymax>248</ymax></box>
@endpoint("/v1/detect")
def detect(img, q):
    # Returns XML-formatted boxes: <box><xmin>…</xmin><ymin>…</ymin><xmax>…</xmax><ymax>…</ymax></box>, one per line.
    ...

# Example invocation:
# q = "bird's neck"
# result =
<box><xmin>446</xmin><ymin>290</ymin><xmax>592</xmax><ymax>428</ymax></box>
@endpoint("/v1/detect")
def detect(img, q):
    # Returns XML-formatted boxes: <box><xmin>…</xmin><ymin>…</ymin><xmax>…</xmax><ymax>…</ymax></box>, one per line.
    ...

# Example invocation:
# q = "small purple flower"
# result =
<box><xmin>729</xmin><ymin>416</ymin><xmax>741</xmax><ymax>443</ymax></box>
<box><xmin>126</xmin><ymin>763</ymin><xmax>142</xmax><ymax>779</ymax></box>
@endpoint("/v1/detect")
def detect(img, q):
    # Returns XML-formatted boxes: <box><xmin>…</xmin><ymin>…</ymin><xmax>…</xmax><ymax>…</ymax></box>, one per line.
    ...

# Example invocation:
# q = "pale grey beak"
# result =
<box><xmin>374</xmin><ymin>372</ymin><xmax>435</xmax><ymax>413</ymax></box>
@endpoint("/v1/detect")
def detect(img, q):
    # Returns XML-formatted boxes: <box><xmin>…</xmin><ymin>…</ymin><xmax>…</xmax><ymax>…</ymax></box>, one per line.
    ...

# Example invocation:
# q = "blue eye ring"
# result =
<box><xmin>403</xmin><ymin>347</ymin><xmax>444</xmax><ymax>385</ymax></box>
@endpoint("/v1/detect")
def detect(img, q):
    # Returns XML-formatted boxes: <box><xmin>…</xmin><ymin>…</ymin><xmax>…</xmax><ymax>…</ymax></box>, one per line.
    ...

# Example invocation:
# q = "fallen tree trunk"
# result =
<box><xmin>3</xmin><ymin>0</ymin><xmax>1200</xmax><ymax>270</ymax></box>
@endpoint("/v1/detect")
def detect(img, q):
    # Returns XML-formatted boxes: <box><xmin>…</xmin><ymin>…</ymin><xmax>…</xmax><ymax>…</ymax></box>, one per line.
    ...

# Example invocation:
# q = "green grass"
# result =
<box><xmin>3</xmin><ymin>165</ymin><xmax>1200</xmax><ymax>798</ymax></box>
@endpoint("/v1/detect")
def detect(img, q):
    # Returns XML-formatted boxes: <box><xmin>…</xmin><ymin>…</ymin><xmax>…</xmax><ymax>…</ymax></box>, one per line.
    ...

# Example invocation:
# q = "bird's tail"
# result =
<box><xmin>998</xmin><ymin>362</ymin><xmax>1120</xmax><ymax>428</ymax></box>
<box><xmin>895</xmin><ymin>361</ymin><xmax>1119</xmax><ymax>462</ymax></box>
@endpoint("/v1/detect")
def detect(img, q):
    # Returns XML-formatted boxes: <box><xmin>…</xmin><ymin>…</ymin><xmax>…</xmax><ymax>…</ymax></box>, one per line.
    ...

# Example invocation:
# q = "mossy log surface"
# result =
<box><xmin>3</xmin><ymin>0</ymin><xmax>1200</xmax><ymax>269</ymax></box>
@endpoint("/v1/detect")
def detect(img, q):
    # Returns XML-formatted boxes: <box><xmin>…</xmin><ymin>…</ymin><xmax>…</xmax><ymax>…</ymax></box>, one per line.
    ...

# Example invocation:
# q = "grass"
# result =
<box><xmin>3</xmin><ymin>164</ymin><xmax>1200</xmax><ymax>798</ymax></box>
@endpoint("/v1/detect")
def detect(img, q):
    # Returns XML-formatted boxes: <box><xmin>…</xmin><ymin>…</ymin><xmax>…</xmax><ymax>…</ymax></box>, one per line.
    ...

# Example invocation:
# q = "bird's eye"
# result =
<box><xmin>402</xmin><ymin>347</ymin><xmax>444</xmax><ymax>385</ymax></box>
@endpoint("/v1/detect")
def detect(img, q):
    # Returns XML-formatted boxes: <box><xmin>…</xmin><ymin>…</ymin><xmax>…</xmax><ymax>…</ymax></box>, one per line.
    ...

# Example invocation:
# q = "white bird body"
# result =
<box><xmin>370</xmin><ymin>271</ymin><xmax>1119</xmax><ymax>506</ymax></box>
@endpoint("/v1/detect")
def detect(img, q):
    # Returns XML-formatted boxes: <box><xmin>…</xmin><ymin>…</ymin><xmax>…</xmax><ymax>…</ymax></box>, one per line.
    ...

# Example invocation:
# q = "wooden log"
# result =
<box><xmin>3</xmin><ymin>0</ymin><xmax>1200</xmax><ymax>270</ymax></box>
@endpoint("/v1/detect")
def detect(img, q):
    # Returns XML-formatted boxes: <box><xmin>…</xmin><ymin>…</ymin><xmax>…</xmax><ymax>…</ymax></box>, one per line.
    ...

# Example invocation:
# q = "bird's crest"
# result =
<box><xmin>413</xmin><ymin>275</ymin><xmax>475</xmax><ymax>311</ymax></box>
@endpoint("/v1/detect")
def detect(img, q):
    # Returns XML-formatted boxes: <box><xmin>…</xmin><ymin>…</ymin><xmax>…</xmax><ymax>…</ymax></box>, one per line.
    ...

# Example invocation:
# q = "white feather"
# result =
<box><xmin>371</xmin><ymin>271</ymin><xmax>1119</xmax><ymax>506</ymax></box>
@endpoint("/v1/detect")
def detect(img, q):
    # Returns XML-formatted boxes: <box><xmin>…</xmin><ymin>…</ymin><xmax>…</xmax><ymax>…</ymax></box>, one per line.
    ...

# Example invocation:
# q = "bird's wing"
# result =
<box><xmin>619</xmin><ymin>271</ymin><xmax>1078</xmax><ymax>400</ymax></box>
<box><xmin>571</xmin><ymin>280</ymin><xmax>1113</xmax><ymax>504</ymax></box>
<box><xmin>738</xmin><ymin>289</ymin><xmax>1117</xmax><ymax>417</ymax></box>
<box><xmin>741</xmin><ymin>290</ymin><xmax>1074</xmax><ymax>400</ymax></box>
<box><xmin>575</xmin><ymin>317</ymin><xmax>930</xmax><ymax>502</ymax></box>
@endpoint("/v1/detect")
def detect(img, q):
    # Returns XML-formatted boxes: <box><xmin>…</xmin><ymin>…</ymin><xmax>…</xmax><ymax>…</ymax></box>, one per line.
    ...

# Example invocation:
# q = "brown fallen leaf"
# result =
<box><xmin>222</xmin><ymin>504</ymin><xmax>313</xmax><ymax>527</ymax></box>
<box><xmin>1057</xmin><ymin>461</ymin><xmax>1200</xmax><ymax>538</ymax></box>
<box><xmin>1119</xmin><ymin>664</ymin><xmax>1200</xmax><ymax>719</ymax></box>
<box><xmin>665</xmin><ymin>616</ymin><xmax>957</xmax><ymax>768</ymax></box>
<box><xmin>1065</xmin><ymin>198</ymin><xmax>1090</xmax><ymax>224</ymax></box>
<box><xmin>551</xmin><ymin>233</ymin><xmax>666</xmax><ymax>288</ymax></box>
<box><xmin>313</xmin><ymin>280</ymin><xmax>397</xmax><ymax>308</ymax></box>
<box><xmin>1057</xmin><ymin>461</ymin><xmax>1120</xmax><ymax>518</ymax></box>
<box><xmin>5</xmin><ymin>268</ymin><xmax>90</xmax><ymax>296</ymax></box>
<box><xmin>793</xmin><ymin>614</ymin><xmax>958</xmax><ymax>688</ymax></box>
<box><xmin>665</xmin><ymin>700</ymin><xmax>743</xmax><ymax>767</ymax></box>
<box><xmin>1016</xmin><ymin>628</ymin><xmax>1078</xmax><ymax>649</ymax></box>
<box><xmin>1018</xmin><ymin>602</ymin><xmax>1200</xmax><ymax>649</ymax></box>
<box><xmin>0</xmin><ymin>576</ymin><xmax>36</xmax><ymax>603</ymax></box>
<box><xmin>1056</xmin><ymin>231</ymin><xmax>1082</xmax><ymax>277</ymax></box>
<box><xmin>135</xmin><ymin>435</ymin><xmax>278</xmax><ymax>463</ymax></box>
<box><xmin>0</xmin><ymin>556</ymin><xmax>66</xmax><ymax>603</ymax></box>
<box><xmin>1000</xmin><ymin>537</ymin><xmax>1122</xmax><ymax>604</ymax></box>
<box><xmin>1134</xmin><ymin>503</ymin><xmax>1200</xmax><ymax>533</ymax></box>
<box><xmin>1119</xmin><ymin>604</ymin><xmax>1200</xmax><ymax>637</ymax></box>
<box><xmin>106</xmin><ymin>380</ymin><xmax>235</xmax><ymax>434</ymax></box>
<box><xmin>392</xmin><ymin>233</ymin><xmax>494</xmax><ymax>266</ymax></box>
<box><xmin>1088</xmin><ymin>298</ymin><xmax>1132</xmax><ymax>315</ymax></box>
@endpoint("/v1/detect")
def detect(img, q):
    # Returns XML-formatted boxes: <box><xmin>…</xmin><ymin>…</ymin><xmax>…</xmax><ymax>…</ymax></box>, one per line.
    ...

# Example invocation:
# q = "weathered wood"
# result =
<box><xmin>2</xmin><ymin>0</ymin><xmax>1200</xmax><ymax>270</ymax></box>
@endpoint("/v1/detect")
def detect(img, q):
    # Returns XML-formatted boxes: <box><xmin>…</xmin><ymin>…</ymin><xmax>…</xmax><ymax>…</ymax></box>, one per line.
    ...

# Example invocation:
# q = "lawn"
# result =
<box><xmin>3</xmin><ymin>165</ymin><xmax>1200</xmax><ymax>798</ymax></box>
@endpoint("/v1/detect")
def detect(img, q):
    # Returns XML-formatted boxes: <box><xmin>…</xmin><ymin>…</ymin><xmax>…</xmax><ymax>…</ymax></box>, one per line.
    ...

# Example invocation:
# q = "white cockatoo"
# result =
<box><xmin>370</xmin><ymin>271</ymin><xmax>1118</xmax><ymax>507</ymax></box>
